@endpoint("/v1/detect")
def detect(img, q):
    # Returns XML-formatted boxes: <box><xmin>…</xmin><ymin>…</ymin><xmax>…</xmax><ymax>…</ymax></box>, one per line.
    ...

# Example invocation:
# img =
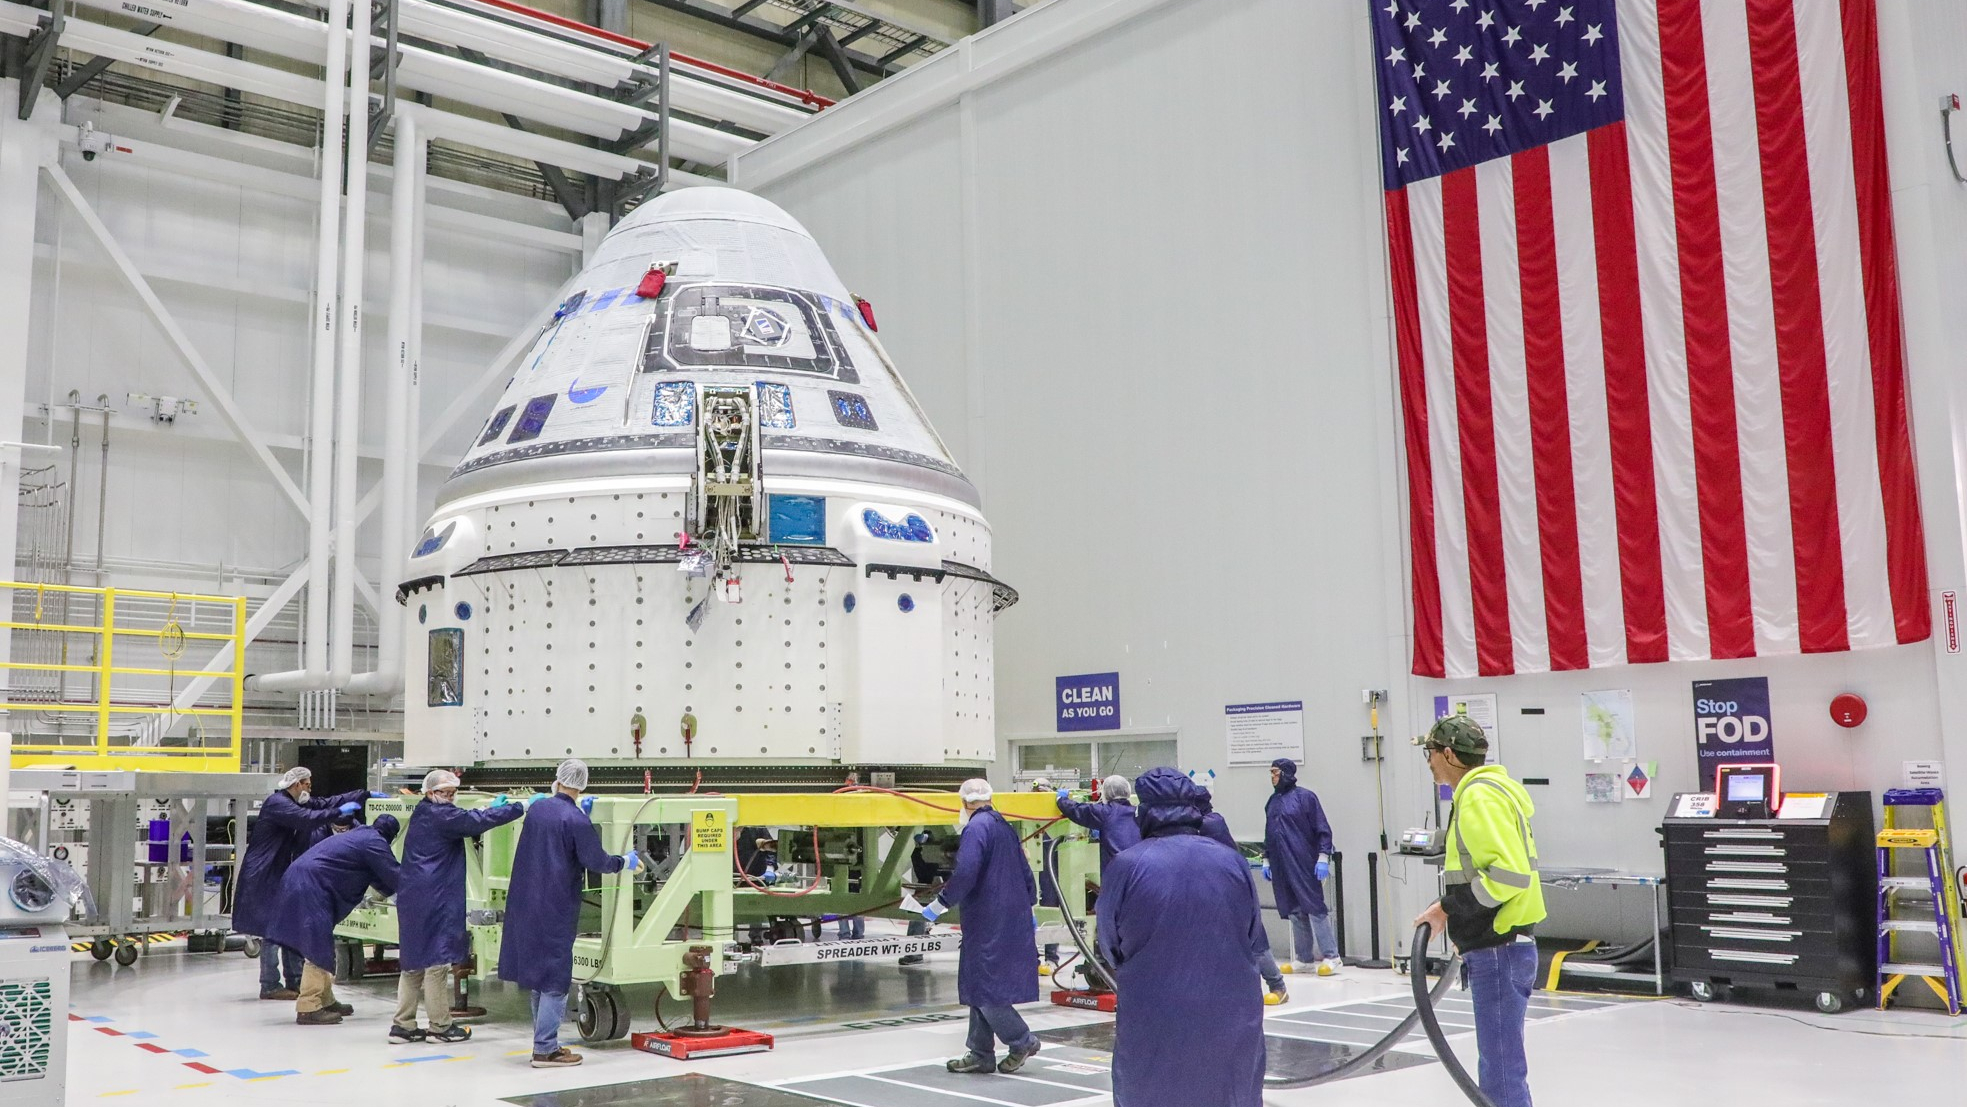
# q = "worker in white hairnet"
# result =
<box><xmin>498</xmin><ymin>759</ymin><xmax>638</xmax><ymax>1068</ymax></box>
<box><xmin>390</xmin><ymin>769</ymin><xmax>527</xmax><ymax>1044</ymax></box>
<box><xmin>923</xmin><ymin>779</ymin><xmax>1042</xmax><ymax>1074</ymax></box>
<box><xmin>234</xmin><ymin>766</ymin><xmax>370</xmax><ymax>999</ymax></box>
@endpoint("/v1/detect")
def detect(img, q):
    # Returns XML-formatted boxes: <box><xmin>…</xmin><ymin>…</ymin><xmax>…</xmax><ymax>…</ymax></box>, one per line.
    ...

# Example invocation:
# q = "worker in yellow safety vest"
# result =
<box><xmin>1413</xmin><ymin>714</ymin><xmax>1546</xmax><ymax>1107</ymax></box>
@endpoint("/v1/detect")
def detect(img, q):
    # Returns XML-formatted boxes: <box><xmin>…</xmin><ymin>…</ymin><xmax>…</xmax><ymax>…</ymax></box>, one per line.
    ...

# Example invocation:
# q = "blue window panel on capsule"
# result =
<box><xmin>828</xmin><ymin>390</ymin><xmax>877</xmax><ymax>431</ymax></box>
<box><xmin>412</xmin><ymin>521</ymin><xmax>456</xmax><ymax>559</ymax></box>
<box><xmin>769</xmin><ymin>495</ymin><xmax>826</xmax><ymax>546</ymax></box>
<box><xmin>862</xmin><ymin>509</ymin><xmax>933</xmax><ymax>543</ymax></box>
<box><xmin>653</xmin><ymin>382</ymin><xmax>696</xmax><ymax>427</ymax></box>
<box><xmin>508</xmin><ymin>394</ymin><xmax>557</xmax><ymax>443</ymax></box>
<box><xmin>478</xmin><ymin>406</ymin><xmax>516</xmax><ymax>445</ymax></box>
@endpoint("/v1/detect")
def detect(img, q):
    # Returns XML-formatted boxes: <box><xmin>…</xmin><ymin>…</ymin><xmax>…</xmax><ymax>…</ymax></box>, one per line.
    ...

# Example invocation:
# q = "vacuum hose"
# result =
<box><xmin>1040</xmin><ymin>839</ymin><xmax>1497</xmax><ymax>1104</ymax></box>
<box><xmin>1405</xmin><ymin>922</ymin><xmax>1500</xmax><ymax>1107</ymax></box>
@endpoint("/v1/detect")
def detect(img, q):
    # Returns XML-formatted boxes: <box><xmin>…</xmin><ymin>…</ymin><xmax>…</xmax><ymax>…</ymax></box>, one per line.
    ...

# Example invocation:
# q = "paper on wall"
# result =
<box><xmin>1584</xmin><ymin>768</ymin><xmax>1623</xmax><ymax>804</ymax></box>
<box><xmin>1581</xmin><ymin>689</ymin><xmax>1637</xmax><ymax>760</ymax></box>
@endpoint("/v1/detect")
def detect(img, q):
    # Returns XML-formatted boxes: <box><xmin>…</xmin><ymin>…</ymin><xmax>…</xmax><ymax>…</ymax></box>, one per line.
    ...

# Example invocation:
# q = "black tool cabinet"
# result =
<box><xmin>1663</xmin><ymin>791</ymin><xmax>1876</xmax><ymax>1013</ymax></box>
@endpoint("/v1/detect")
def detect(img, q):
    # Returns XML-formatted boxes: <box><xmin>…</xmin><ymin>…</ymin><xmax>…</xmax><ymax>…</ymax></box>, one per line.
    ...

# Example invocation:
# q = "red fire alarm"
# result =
<box><xmin>1829</xmin><ymin>693</ymin><xmax>1867</xmax><ymax>728</ymax></box>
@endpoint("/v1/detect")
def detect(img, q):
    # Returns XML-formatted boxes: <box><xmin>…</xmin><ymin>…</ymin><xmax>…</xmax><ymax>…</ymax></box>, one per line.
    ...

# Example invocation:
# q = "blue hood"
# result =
<box><xmin>1272</xmin><ymin>758</ymin><xmax>1298</xmax><ymax>793</ymax></box>
<box><xmin>1134</xmin><ymin>767</ymin><xmax>1206</xmax><ymax>838</ymax></box>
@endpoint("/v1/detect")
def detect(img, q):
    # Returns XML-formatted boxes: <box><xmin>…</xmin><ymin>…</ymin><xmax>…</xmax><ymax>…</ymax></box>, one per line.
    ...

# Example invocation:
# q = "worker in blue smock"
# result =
<box><xmin>1205</xmin><ymin>788</ymin><xmax>1286</xmax><ymax>1005</ymax></box>
<box><xmin>263</xmin><ymin>813</ymin><xmax>402</xmax><ymax>1025</ymax></box>
<box><xmin>390</xmin><ymin>769</ymin><xmax>527</xmax><ymax>1045</ymax></box>
<box><xmin>1055</xmin><ymin>774</ymin><xmax>1141</xmax><ymax>872</ymax></box>
<box><xmin>922</xmin><ymin>778</ymin><xmax>1040</xmax><ymax>1074</ymax></box>
<box><xmin>498</xmin><ymin>759</ymin><xmax>640</xmax><ymax>1069</ymax></box>
<box><xmin>1097</xmin><ymin>768</ymin><xmax>1267</xmax><ymax>1107</ymax></box>
<box><xmin>1263</xmin><ymin>757</ymin><xmax>1341</xmax><ymax>975</ymax></box>
<box><xmin>233</xmin><ymin>766</ymin><xmax>370</xmax><ymax>1000</ymax></box>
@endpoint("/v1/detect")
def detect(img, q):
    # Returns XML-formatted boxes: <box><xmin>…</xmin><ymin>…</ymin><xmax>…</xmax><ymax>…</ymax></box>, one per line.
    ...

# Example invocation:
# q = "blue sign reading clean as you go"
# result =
<box><xmin>1056</xmin><ymin>672</ymin><xmax>1120</xmax><ymax>732</ymax></box>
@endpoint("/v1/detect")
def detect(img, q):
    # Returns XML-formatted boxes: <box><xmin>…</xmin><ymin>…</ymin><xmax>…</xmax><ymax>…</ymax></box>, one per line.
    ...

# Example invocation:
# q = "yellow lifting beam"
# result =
<box><xmin>733</xmin><ymin>791</ymin><xmax>1064</xmax><ymax>828</ymax></box>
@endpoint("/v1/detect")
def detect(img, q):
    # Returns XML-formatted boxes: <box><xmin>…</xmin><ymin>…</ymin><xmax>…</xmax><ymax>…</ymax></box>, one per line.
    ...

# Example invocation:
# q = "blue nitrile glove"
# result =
<box><xmin>913</xmin><ymin>831</ymin><xmax>931</xmax><ymax>845</ymax></box>
<box><xmin>761</xmin><ymin>865</ymin><xmax>779</xmax><ymax>885</ymax></box>
<box><xmin>921</xmin><ymin>898</ymin><xmax>946</xmax><ymax>924</ymax></box>
<box><xmin>622</xmin><ymin>849</ymin><xmax>642</xmax><ymax>872</ymax></box>
<box><xmin>369</xmin><ymin>791</ymin><xmax>388</xmax><ymax>799</ymax></box>
<box><xmin>1033</xmin><ymin>913</ymin><xmax>1040</xmax><ymax>931</ymax></box>
<box><xmin>1056</xmin><ymin>788</ymin><xmax>1071</xmax><ymax>803</ymax></box>
<box><xmin>1315</xmin><ymin>858</ymin><xmax>1332</xmax><ymax>881</ymax></box>
<box><xmin>490</xmin><ymin>794</ymin><xmax>512</xmax><ymax>808</ymax></box>
<box><xmin>1262</xmin><ymin>862</ymin><xmax>1273</xmax><ymax>881</ymax></box>
<box><xmin>338</xmin><ymin>802</ymin><xmax>362</xmax><ymax>816</ymax></box>
<box><xmin>1091</xmin><ymin>828</ymin><xmax>1101</xmax><ymax>841</ymax></box>
<box><xmin>524</xmin><ymin>793</ymin><xmax>547</xmax><ymax>808</ymax></box>
<box><xmin>580</xmin><ymin>796</ymin><xmax>595</xmax><ymax>815</ymax></box>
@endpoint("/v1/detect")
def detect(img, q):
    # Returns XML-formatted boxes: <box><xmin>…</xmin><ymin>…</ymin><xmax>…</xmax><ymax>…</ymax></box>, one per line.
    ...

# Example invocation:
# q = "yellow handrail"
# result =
<box><xmin>1</xmin><ymin>581</ymin><xmax>245</xmax><ymax>772</ymax></box>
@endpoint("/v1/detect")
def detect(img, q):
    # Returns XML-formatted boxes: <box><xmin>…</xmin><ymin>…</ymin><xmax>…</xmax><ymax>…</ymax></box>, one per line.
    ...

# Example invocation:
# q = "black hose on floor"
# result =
<box><xmin>1040</xmin><ymin>839</ymin><xmax>1496</xmax><ymax>1103</ymax></box>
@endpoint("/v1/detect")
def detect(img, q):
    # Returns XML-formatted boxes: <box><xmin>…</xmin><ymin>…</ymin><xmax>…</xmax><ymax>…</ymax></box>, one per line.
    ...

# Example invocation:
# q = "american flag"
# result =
<box><xmin>1377</xmin><ymin>0</ymin><xmax>1929</xmax><ymax>678</ymax></box>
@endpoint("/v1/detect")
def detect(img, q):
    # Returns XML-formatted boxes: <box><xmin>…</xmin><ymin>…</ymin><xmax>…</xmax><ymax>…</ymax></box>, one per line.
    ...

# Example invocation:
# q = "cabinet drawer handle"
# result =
<box><xmin>1711</xmin><ymin>949</ymin><xmax>1800</xmax><ymax>966</ymax></box>
<box><xmin>1702</xmin><ymin>829</ymin><xmax>1784</xmax><ymax>840</ymax></box>
<box><xmin>1706</xmin><ymin>912</ymin><xmax>1793</xmax><ymax>927</ymax></box>
<box><xmin>1700</xmin><ymin>926</ymin><xmax>1800</xmax><ymax>942</ymax></box>
<box><xmin>1704</xmin><ymin>845</ymin><xmax>1784</xmax><ymax>856</ymax></box>
<box><xmin>1706</xmin><ymin>879</ymin><xmax>1789</xmax><ymax>891</ymax></box>
<box><xmin>1705</xmin><ymin>894</ymin><xmax>1793</xmax><ymax>908</ymax></box>
<box><xmin>1707</xmin><ymin>861</ymin><xmax>1788</xmax><ymax>874</ymax></box>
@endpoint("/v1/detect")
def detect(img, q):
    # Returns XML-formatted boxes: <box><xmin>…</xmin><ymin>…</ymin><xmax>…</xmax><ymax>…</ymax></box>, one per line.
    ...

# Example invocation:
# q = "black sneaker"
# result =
<box><xmin>1000</xmin><ymin>1042</ymin><xmax>1040</xmax><ymax>1074</ymax></box>
<box><xmin>296</xmin><ymin>1009</ymin><xmax>343</xmax><ymax>1026</ymax></box>
<box><xmin>429</xmin><ymin>1024</ymin><xmax>472</xmax><ymax>1043</ymax></box>
<box><xmin>946</xmin><ymin>1053</ymin><xmax>995</xmax><ymax>1074</ymax></box>
<box><xmin>329</xmin><ymin>1002</ymin><xmax>354</xmax><ymax>1016</ymax></box>
<box><xmin>388</xmin><ymin>1024</ymin><xmax>426</xmax><ymax>1044</ymax></box>
<box><xmin>899</xmin><ymin>954</ymin><xmax>925</xmax><ymax>966</ymax></box>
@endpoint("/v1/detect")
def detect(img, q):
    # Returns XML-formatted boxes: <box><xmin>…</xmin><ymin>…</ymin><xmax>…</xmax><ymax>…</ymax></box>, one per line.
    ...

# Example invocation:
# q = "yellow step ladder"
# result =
<box><xmin>1877</xmin><ymin>789</ymin><xmax>1963</xmax><ymax>1015</ymax></box>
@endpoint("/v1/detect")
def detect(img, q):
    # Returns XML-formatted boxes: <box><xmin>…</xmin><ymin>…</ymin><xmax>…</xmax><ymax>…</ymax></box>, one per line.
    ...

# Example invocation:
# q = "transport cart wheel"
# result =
<box><xmin>1687</xmin><ymin>981</ymin><xmax>1723</xmax><ymax>1003</ymax></box>
<box><xmin>577</xmin><ymin>984</ymin><xmax>629</xmax><ymax>1043</ymax></box>
<box><xmin>114</xmin><ymin>940</ymin><xmax>140</xmax><ymax>966</ymax></box>
<box><xmin>90</xmin><ymin>939</ymin><xmax>114</xmax><ymax>961</ymax></box>
<box><xmin>241</xmin><ymin>937</ymin><xmax>262</xmax><ymax>959</ymax></box>
<box><xmin>1814</xmin><ymin>991</ymin><xmax>1844</xmax><ymax>1014</ymax></box>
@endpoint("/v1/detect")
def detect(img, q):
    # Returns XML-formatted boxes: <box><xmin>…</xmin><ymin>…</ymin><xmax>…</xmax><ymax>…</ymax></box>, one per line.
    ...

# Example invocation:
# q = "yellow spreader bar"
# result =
<box><xmin>732</xmin><ymin>791</ymin><xmax>1063</xmax><ymax>828</ymax></box>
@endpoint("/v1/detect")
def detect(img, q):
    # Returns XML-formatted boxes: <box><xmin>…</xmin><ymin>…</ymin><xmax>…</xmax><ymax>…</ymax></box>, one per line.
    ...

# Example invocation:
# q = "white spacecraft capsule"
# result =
<box><xmin>400</xmin><ymin>188</ymin><xmax>1010</xmax><ymax>772</ymax></box>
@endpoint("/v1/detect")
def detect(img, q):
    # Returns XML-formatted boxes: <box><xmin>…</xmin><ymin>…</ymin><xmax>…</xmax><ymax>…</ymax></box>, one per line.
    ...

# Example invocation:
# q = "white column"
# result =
<box><xmin>0</xmin><ymin>80</ymin><xmax>59</xmax><ymax>721</ymax></box>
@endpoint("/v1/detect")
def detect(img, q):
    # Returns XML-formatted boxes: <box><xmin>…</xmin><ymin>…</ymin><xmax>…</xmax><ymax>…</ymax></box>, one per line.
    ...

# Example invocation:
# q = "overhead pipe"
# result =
<box><xmin>329</xmin><ymin>0</ymin><xmax>371</xmax><ymax>689</ymax></box>
<box><xmin>248</xmin><ymin>0</ymin><xmax>347</xmax><ymax>694</ymax></box>
<box><xmin>347</xmin><ymin>112</ymin><xmax>420</xmax><ymax>697</ymax></box>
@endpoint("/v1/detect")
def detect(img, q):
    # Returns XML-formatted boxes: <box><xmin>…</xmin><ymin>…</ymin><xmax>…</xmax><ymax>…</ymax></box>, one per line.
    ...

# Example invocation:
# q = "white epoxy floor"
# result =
<box><xmin>58</xmin><ymin>938</ymin><xmax>1967</xmax><ymax>1106</ymax></box>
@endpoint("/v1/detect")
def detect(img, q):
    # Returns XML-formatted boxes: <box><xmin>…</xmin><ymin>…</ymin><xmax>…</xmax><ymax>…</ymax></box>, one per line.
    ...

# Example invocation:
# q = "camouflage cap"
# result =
<box><xmin>1413</xmin><ymin>714</ymin><xmax>1489</xmax><ymax>756</ymax></box>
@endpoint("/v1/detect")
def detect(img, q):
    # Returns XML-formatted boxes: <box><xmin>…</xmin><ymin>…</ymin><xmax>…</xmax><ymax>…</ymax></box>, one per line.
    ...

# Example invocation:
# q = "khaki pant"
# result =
<box><xmin>395</xmin><ymin>965</ymin><xmax>452</xmax><ymax>1032</ymax></box>
<box><xmin>297</xmin><ymin>961</ymin><xmax>339</xmax><ymax>1014</ymax></box>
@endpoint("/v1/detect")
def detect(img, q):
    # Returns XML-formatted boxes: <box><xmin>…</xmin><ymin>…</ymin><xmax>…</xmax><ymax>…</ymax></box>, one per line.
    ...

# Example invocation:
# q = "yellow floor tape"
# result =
<box><xmin>1543</xmin><ymin>940</ymin><xmax>1601</xmax><ymax>992</ymax></box>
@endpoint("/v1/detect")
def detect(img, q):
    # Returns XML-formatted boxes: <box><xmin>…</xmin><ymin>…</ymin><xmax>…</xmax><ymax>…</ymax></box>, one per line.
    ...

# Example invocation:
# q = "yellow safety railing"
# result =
<box><xmin>2</xmin><ymin>581</ymin><xmax>246</xmax><ymax>772</ymax></box>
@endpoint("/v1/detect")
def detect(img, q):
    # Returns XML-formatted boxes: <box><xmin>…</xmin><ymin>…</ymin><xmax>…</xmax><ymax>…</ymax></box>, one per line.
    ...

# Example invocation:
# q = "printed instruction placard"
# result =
<box><xmin>1226</xmin><ymin>701</ymin><xmax>1305</xmax><ymax>765</ymax></box>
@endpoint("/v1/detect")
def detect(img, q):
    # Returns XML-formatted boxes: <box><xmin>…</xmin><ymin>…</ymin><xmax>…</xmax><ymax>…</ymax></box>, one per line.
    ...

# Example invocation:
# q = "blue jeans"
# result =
<box><xmin>1289</xmin><ymin>910</ymin><xmax>1339</xmax><ymax>963</ymax></box>
<box><xmin>836</xmin><ymin>916</ymin><xmax>866</xmax><ymax>939</ymax></box>
<box><xmin>1465</xmin><ymin>941</ymin><xmax>1537</xmax><ymax>1107</ymax></box>
<box><xmin>1257</xmin><ymin>947</ymin><xmax>1286</xmax><ymax>992</ymax></box>
<box><xmin>966</xmin><ymin>1005</ymin><xmax>1037</xmax><ymax>1060</ymax></box>
<box><xmin>529</xmin><ymin>990</ymin><xmax>568</xmax><ymax>1056</ymax></box>
<box><xmin>258</xmin><ymin>942</ymin><xmax>301</xmax><ymax>994</ymax></box>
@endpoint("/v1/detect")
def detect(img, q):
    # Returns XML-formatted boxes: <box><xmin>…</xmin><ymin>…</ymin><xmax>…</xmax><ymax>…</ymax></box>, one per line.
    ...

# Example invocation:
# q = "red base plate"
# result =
<box><xmin>631</xmin><ymin>1027</ymin><xmax>775</xmax><ymax>1060</ymax></box>
<box><xmin>1050</xmin><ymin>989</ymin><xmax>1118</xmax><ymax>1012</ymax></box>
